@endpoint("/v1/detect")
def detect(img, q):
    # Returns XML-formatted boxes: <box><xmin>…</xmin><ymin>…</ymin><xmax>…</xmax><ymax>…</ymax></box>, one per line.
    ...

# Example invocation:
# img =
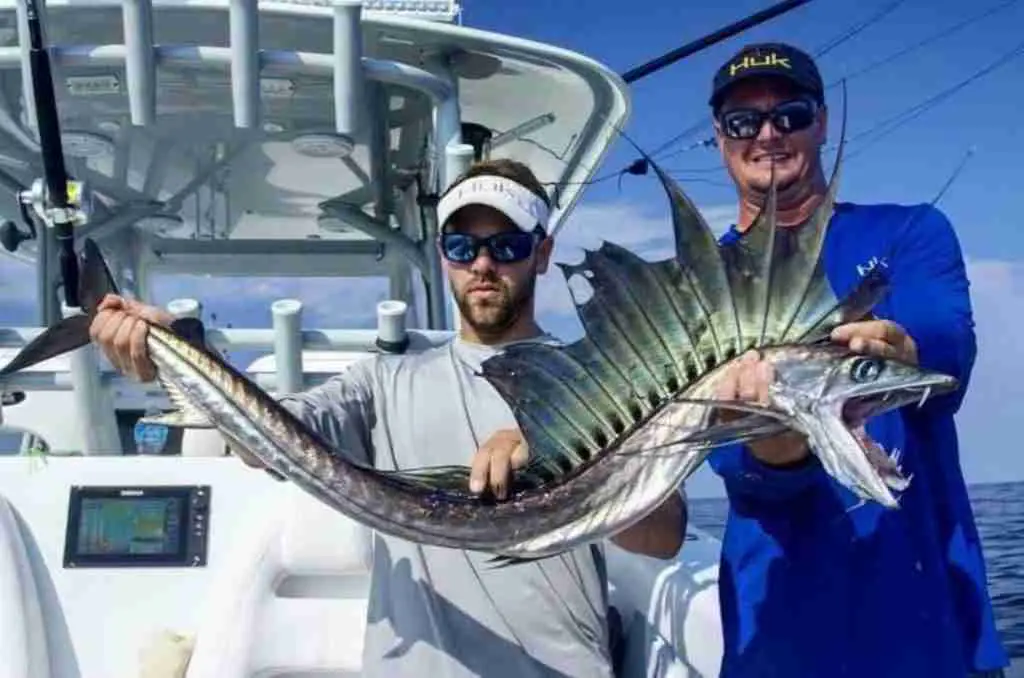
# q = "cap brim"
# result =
<box><xmin>436</xmin><ymin>176</ymin><xmax>550</xmax><ymax>233</ymax></box>
<box><xmin>440</xmin><ymin>195</ymin><xmax>537</xmax><ymax>232</ymax></box>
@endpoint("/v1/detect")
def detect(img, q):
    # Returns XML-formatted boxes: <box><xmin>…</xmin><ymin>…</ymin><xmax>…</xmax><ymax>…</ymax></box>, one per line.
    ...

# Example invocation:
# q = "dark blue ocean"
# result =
<box><xmin>689</xmin><ymin>480</ymin><xmax>1024</xmax><ymax>673</ymax></box>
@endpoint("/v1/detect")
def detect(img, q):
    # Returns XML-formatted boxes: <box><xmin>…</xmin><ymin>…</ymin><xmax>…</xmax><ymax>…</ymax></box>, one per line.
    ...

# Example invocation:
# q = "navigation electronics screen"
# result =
<box><xmin>63</xmin><ymin>486</ymin><xmax>210</xmax><ymax>568</ymax></box>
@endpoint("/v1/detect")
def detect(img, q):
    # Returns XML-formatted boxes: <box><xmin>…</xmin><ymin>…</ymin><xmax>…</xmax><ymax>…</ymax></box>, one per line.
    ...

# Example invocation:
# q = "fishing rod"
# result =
<box><xmin>19</xmin><ymin>0</ymin><xmax>87</xmax><ymax>310</ymax></box>
<box><xmin>620</xmin><ymin>0</ymin><xmax>815</xmax><ymax>84</ymax></box>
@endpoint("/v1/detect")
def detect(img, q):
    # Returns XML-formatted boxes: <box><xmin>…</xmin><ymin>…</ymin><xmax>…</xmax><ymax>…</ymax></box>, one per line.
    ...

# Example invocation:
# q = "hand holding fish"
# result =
<box><xmin>714</xmin><ymin>351</ymin><xmax>810</xmax><ymax>467</ymax></box>
<box><xmin>469</xmin><ymin>428</ymin><xmax>529</xmax><ymax>500</ymax></box>
<box><xmin>832</xmin><ymin>320</ymin><xmax>918</xmax><ymax>365</ymax></box>
<box><xmin>714</xmin><ymin>319</ymin><xmax>920</xmax><ymax>469</ymax></box>
<box><xmin>89</xmin><ymin>294</ymin><xmax>174</xmax><ymax>382</ymax></box>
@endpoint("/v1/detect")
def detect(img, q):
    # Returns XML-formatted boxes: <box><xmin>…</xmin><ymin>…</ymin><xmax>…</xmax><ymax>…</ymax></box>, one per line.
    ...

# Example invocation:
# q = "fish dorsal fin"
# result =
<box><xmin>774</xmin><ymin>89</ymin><xmax>849</xmax><ymax>343</ymax></box>
<box><xmin>477</xmin><ymin>92</ymin><xmax>866</xmax><ymax>485</ymax></box>
<box><xmin>718</xmin><ymin>163</ymin><xmax>779</xmax><ymax>351</ymax></box>
<box><xmin>652</xmin><ymin>161</ymin><xmax>740</xmax><ymax>362</ymax></box>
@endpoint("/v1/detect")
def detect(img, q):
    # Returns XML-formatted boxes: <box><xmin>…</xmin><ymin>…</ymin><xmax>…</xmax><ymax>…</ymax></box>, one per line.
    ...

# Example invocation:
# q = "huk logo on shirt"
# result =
<box><xmin>856</xmin><ymin>255</ymin><xmax>888</xmax><ymax>277</ymax></box>
<box><xmin>730</xmin><ymin>53</ymin><xmax>791</xmax><ymax>77</ymax></box>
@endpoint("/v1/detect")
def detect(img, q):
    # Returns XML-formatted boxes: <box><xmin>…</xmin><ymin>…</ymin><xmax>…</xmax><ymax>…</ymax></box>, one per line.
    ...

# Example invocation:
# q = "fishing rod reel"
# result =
<box><xmin>19</xmin><ymin>175</ymin><xmax>93</xmax><ymax>229</ymax></box>
<box><xmin>0</xmin><ymin>176</ymin><xmax>92</xmax><ymax>254</ymax></box>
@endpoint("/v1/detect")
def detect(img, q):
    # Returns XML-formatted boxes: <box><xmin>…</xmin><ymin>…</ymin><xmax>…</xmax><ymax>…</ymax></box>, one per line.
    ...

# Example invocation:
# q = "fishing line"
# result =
<box><xmin>649</xmin><ymin>32</ymin><xmax>1019</xmax><ymax>181</ymax></box>
<box><xmin>641</xmin><ymin>0</ymin><xmax>1020</xmax><ymax>166</ymax></box>
<box><xmin>643</xmin><ymin>0</ymin><xmax>907</xmax><ymax>161</ymax></box>
<box><xmin>835</xmin><ymin>0</ymin><xmax>1021</xmax><ymax>84</ymax></box>
<box><xmin>835</xmin><ymin>42</ymin><xmax>1024</xmax><ymax>162</ymax></box>
<box><xmin>812</xmin><ymin>0</ymin><xmax>909</xmax><ymax>58</ymax></box>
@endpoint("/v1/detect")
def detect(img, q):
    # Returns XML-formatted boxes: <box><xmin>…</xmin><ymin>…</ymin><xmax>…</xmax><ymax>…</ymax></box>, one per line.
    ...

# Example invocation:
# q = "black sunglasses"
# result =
<box><xmin>717</xmin><ymin>98</ymin><xmax>819</xmax><ymax>140</ymax></box>
<box><xmin>439</xmin><ymin>229</ymin><xmax>541</xmax><ymax>264</ymax></box>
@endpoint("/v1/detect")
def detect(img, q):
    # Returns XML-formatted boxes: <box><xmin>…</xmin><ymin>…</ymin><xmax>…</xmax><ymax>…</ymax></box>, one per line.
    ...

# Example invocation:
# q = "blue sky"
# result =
<box><xmin>1</xmin><ymin>0</ymin><xmax>1021</xmax><ymax>497</ymax></box>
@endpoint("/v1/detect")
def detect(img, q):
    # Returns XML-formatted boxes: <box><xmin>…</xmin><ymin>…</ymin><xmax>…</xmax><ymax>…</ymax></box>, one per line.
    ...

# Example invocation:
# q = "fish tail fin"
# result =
<box><xmin>0</xmin><ymin>314</ymin><xmax>92</xmax><ymax>377</ymax></box>
<box><xmin>0</xmin><ymin>238</ymin><xmax>118</xmax><ymax>378</ymax></box>
<box><xmin>78</xmin><ymin>238</ymin><xmax>121</xmax><ymax>314</ymax></box>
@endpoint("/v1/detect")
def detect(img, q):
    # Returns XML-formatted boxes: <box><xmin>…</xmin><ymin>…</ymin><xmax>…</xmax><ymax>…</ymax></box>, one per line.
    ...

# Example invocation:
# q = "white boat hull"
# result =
<box><xmin>0</xmin><ymin>455</ymin><xmax>724</xmax><ymax>678</ymax></box>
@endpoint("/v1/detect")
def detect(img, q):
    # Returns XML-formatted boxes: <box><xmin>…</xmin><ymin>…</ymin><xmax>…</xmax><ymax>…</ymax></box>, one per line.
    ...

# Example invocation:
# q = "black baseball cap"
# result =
<box><xmin>708</xmin><ymin>42</ymin><xmax>825</xmax><ymax>112</ymax></box>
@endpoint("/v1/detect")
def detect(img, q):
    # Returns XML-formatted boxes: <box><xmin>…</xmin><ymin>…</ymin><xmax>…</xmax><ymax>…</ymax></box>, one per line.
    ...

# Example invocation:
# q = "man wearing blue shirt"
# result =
<box><xmin>705</xmin><ymin>42</ymin><xmax>1009</xmax><ymax>677</ymax></box>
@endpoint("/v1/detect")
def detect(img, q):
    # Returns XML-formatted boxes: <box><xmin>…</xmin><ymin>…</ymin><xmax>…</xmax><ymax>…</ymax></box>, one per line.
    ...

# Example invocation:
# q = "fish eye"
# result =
<box><xmin>850</xmin><ymin>357</ymin><xmax>884</xmax><ymax>383</ymax></box>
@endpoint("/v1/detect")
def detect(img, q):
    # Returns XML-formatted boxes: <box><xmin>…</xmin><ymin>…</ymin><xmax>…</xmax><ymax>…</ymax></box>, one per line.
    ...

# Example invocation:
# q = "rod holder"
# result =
<box><xmin>230</xmin><ymin>0</ymin><xmax>259</xmax><ymax>129</ymax></box>
<box><xmin>122</xmin><ymin>0</ymin><xmax>156</xmax><ymax>126</ymax></box>
<box><xmin>271</xmin><ymin>299</ymin><xmax>303</xmax><ymax>394</ymax></box>
<box><xmin>375</xmin><ymin>300</ymin><xmax>408</xmax><ymax>354</ymax></box>
<box><xmin>332</xmin><ymin>0</ymin><xmax>364</xmax><ymax>139</ymax></box>
<box><xmin>61</xmin><ymin>304</ymin><xmax>120</xmax><ymax>454</ymax></box>
<box><xmin>445</xmin><ymin>142</ymin><xmax>475</xmax><ymax>188</ymax></box>
<box><xmin>166</xmin><ymin>297</ymin><xmax>202</xmax><ymax>319</ymax></box>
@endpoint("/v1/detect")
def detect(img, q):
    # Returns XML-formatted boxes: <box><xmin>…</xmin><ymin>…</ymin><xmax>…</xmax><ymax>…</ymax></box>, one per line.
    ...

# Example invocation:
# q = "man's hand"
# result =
<box><xmin>713</xmin><ymin>320</ymin><xmax>919</xmax><ymax>468</ymax></box>
<box><xmin>831</xmin><ymin>319</ymin><xmax>918</xmax><ymax>365</ymax></box>
<box><xmin>89</xmin><ymin>294</ymin><xmax>175</xmax><ymax>382</ymax></box>
<box><xmin>469</xmin><ymin>428</ymin><xmax>529</xmax><ymax>500</ymax></box>
<box><xmin>714</xmin><ymin>350</ymin><xmax>809</xmax><ymax>467</ymax></box>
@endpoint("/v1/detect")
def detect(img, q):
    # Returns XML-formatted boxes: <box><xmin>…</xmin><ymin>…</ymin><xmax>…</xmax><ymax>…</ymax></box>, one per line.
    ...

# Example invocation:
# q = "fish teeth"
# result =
<box><xmin>917</xmin><ymin>386</ymin><xmax>932</xmax><ymax>409</ymax></box>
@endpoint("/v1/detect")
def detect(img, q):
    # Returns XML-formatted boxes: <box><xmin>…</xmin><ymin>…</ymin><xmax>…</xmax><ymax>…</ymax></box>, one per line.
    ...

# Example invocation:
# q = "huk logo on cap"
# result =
<box><xmin>729</xmin><ymin>52</ymin><xmax>792</xmax><ymax>77</ymax></box>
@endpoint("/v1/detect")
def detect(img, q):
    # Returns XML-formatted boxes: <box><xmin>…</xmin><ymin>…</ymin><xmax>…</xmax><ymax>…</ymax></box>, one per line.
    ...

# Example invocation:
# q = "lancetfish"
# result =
<box><xmin>0</xmin><ymin>121</ymin><xmax>956</xmax><ymax>562</ymax></box>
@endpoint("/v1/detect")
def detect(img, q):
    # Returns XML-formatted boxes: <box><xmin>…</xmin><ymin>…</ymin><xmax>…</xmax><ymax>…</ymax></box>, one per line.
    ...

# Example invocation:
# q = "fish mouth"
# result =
<box><xmin>840</xmin><ymin>372</ymin><xmax>958</xmax><ymax>426</ymax></box>
<box><xmin>837</xmin><ymin>374</ymin><xmax>958</xmax><ymax>500</ymax></box>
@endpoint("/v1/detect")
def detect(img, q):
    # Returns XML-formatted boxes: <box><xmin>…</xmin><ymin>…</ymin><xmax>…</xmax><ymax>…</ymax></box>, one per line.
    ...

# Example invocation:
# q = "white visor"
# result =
<box><xmin>436</xmin><ymin>175</ymin><xmax>550</xmax><ymax>233</ymax></box>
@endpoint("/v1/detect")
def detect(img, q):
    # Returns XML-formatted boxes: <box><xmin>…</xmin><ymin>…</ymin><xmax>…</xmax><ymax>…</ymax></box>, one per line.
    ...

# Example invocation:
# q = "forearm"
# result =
<box><xmin>710</xmin><ymin>436</ymin><xmax>826</xmax><ymax>502</ymax></box>
<box><xmin>611</xmin><ymin>489</ymin><xmax>686</xmax><ymax>559</ymax></box>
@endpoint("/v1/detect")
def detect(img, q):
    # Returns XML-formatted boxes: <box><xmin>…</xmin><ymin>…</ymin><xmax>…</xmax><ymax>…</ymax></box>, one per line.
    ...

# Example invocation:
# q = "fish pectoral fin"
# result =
<box><xmin>139</xmin><ymin>407</ymin><xmax>214</xmax><ymax>428</ymax></box>
<box><xmin>484</xmin><ymin>552</ymin><xmax>552</xmax><ymax>569</ymax></box>
<box><xmin>681</xmin><ymin>414</ymin><xmax>793</xmax><ymax>448</ymax></box>
<box><xmin>667</xmin><ymin>398</ymin><xmax>798</xmax><ymax>448</ymax></box>
<box><xmin>674</xmin><ymin>397</ymin><xmax>792</xmax><ymax>422</ymax></box>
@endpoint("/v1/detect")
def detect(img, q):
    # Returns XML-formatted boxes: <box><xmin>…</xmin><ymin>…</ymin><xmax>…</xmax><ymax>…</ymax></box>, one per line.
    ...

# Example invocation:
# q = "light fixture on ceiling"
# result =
<box><xmin>291</xmin><ymin>133</ymin><xmax>355</xmax><ymax>158</ymax></box>
<box><xmin>61</xmin><ymin>131</ymin><xmax>116</xmax><ymax>159</ymax></box>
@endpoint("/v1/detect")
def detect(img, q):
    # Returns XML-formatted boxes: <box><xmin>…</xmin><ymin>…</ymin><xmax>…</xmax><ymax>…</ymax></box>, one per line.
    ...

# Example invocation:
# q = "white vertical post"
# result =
<box><xmin>445</xmin><ymin>142</ymin><xmax>475</xmax><ymax>192</ymax></box>
<box><xmin>230</xmin><ymin>0</ymin><xmax>259</xmax><ymax>129</ymax></box>
<box><xmin>62</xmin><ymin>305</ymin><xmax>121</xmax><ymax>455</ymax></box>
<box><xmin>14</xmin><ymin>0</ymin><xmax>43</xmax><ymax>135</ymax></box>
<box><xmin>376</xmin><ymin>300</ymin><xmax>408</xmax><ymax>353</ymax></box>
<box><xmin>332</xmin><ymin>0</ymin><xmax>364</xmax><ymax>139</ymax></box>
<box><xmin>122</xmin><ymin>0</ymin><xmax>156</xmax><ymax>126</ymax></box>
<box><xmin>271</xmin><ymin>299</ymin><xmax>303</xmax><ymax>395</ymax></box>
<box><xmin>166</xmin><ymin>298</ymin><xmax>202</xmax><ymax>319</ymax></box>
<box><xmin>441</xmin><ymin>142</ymin><xmax>475</xmax><ymax>333</ymax></box>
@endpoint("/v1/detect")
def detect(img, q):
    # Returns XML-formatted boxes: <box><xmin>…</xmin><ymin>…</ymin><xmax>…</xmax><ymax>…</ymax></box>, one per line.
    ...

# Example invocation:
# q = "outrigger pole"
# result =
<box><xmin>620</xmin><ymin>0</ymin><xmax>814</xmax><ymax>84</ymax></box>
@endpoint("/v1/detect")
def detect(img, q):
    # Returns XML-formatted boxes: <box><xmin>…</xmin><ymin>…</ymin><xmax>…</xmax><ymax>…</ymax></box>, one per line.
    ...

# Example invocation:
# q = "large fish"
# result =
<box><xmin>0</xmin><ymin>128</ymin><xmax>955</xmax><ymax>562</ymax></box>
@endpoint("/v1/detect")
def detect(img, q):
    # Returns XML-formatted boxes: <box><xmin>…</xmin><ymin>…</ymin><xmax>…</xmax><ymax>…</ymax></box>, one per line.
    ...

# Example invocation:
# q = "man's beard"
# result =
<box><xmin>454</xmin><ymin>273</ymin><xmax>535</xmax><ymax>337</ymax></box>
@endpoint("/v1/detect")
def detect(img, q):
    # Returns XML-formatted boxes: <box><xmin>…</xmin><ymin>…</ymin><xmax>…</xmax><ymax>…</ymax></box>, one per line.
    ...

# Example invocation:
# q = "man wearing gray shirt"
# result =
<box><xmin>89</xmin><ymin>158</ymin><xmax>687</xmax><ymax>677</ymax></box>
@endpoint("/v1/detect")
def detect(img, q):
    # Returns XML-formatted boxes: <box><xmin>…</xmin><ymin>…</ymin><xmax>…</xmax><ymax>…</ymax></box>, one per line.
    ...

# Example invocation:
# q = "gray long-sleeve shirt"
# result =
<box><xmin>277</xmin><ymin>335</ymin><xmax>615</xmax><ymax>678</ymax></box>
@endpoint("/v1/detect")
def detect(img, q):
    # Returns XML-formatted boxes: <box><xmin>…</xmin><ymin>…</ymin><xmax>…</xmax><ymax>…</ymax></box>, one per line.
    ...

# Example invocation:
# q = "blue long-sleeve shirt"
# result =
<box><xmin>709</xmin><ymin>202</ymin><xmax>1008</xmax><ymax>677</ymax></box>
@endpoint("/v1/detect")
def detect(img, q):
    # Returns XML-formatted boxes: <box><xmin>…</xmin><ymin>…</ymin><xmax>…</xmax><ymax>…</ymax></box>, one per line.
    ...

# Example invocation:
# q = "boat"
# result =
<box><xmin>0</xmin><ymin>0</ymin><xmax>729</xmax><ymax>675</ymax></box>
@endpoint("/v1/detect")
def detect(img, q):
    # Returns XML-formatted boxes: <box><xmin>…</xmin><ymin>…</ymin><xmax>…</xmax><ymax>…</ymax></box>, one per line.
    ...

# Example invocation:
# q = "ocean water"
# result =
<box><xmin>688</xmin><ymin>480</ymin><xmax>1024</xmax><ymax>670</ymax></box>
